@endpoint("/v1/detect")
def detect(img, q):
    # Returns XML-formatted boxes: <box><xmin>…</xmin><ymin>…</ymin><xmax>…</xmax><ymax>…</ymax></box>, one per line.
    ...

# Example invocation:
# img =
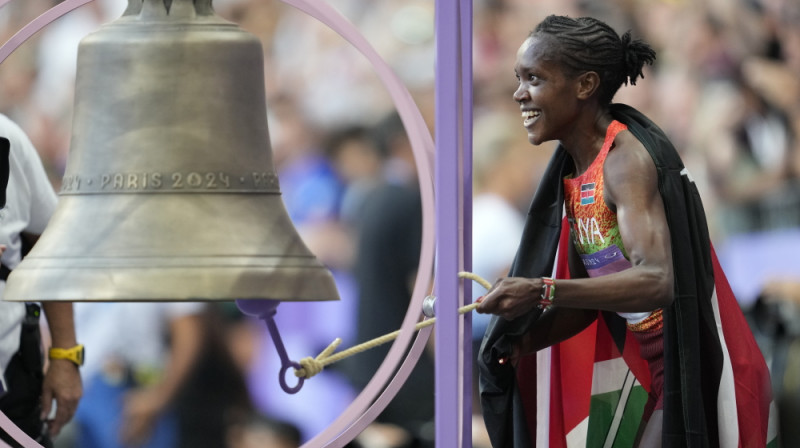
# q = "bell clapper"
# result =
<box><xmin>235</xmin><ymin>299</ymin><xmax>305</xmax><ymax>394</ymax></box>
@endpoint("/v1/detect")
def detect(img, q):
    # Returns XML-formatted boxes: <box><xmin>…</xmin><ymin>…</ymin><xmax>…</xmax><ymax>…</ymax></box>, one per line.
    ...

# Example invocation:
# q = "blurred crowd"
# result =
<box><xmin>1</xmin><ymin>0</ymin><xmax>799</xmax><ymax>447</ymax></box>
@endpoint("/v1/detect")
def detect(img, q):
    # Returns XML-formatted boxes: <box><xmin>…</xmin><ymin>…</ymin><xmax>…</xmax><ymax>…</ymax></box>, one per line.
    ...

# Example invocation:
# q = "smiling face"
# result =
<box><xmin>513</xmin><ymin>35</ymin><xmax>582</xmax><ymax>146</ymax></box>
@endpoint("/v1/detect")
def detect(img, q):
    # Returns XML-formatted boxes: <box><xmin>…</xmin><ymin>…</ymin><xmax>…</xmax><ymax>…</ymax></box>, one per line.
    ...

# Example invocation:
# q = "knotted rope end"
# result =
<box><xmin>294</xmin><ymin>337</ymin><xmax>343</xmax><ymax>379</ymax></box>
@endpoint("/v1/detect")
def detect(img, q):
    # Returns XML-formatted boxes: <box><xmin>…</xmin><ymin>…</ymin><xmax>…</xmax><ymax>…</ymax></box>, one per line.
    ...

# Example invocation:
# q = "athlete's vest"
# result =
<box><xmin>563</xmin><ymin>120</ymin><xmax>661</xmax><ymax>330</ymax></box>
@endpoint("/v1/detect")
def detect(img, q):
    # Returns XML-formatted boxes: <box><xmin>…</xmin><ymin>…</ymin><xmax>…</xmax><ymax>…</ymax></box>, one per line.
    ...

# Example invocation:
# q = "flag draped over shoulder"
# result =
<box><xmin>477</xmin><ymin>104</ymin><xmax>777</xmax><ymax>448</ymax></box>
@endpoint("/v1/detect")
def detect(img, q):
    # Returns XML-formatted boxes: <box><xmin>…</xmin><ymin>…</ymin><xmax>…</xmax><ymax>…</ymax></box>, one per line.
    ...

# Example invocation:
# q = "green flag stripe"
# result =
<box><xmin>584</xmin><ymin>385</ymin><xmax>648</xmax><ymax>448</ymax></box>
<box><xmin>611</xmin><ymin>387</ymin><xmax>648</xmax><ymax>448</ymax></box>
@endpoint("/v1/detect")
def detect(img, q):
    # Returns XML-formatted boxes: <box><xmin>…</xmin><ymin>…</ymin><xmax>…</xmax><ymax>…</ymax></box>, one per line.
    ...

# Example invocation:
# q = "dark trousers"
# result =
<box><xmin>0</xmin><ymin>304</ymin><xmax>52</xmax><ymax>448</ymax></box>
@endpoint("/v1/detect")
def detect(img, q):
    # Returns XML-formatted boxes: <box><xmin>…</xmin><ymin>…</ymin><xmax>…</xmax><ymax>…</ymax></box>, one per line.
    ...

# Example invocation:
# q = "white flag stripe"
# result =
<box><xmin>566</xmin><ymin>417</ymin><xmax>589</xmax><ymax>448</ymax></box>
<box><xmin>538</xmin><ymin>209</ymin><xmax>566</xmax><ymax>448</ymax></box>
<box><xmin>538</xmin><ymin>347</ymin><xmax>552</xmax><ymax>448</ymax></box>
<box><xmin>604</xmin><ymin>371</ymin><xmax>637</xmax><ymax>448</ymax></box>
<box><xmin>591</xmin><ymin>357</ymin><xmax>630</xmax><ymax>396</ymax></box>
<box><xmin>767</xmin><ymin>401</ymin><xmax>779</xmax><ymax>444</ymax></box>
<box><xmin>710</xmin><ymin>287</ymin><xmax>740</xmax><ymax>447</ymax></box>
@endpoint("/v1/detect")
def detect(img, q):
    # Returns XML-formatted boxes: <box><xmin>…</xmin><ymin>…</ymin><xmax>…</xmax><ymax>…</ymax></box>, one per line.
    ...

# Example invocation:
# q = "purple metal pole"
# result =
<box><xmin>435</xmin><ymin>0</ymin><xmax>465</xmax><ymax>446</ymax></box>
<box><xmin>460</xmin><ymin>0</ymin><xmax>474</xmax><ymax>444</ymax></box>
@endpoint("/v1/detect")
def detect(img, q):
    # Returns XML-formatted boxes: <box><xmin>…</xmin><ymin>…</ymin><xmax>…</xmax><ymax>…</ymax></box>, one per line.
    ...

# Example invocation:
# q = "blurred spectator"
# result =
<box><xmin>763</xmin><ymin>280</ymin><xmax>800</xmax><ymax>307</ymax></box>
<box><xmin>325</xmin><ymin>125</ymin><xmax>386</xmax><ymax>227</ymax></box>
<box><xmin>750</xmin><ymin>279</ymin><xmax>800</xmax><ymax>448</ymax></box>
<box><xmin>470</xmin><ymin>112</ymin><xmax>540</xmax><ymax>345</ymax></box>
<box><xmin>705</xmin><ymin>74</ymin><xmax>796</xmax><ymax>235</ymax></box>
<box><xmin>342</xmin><ymin>111</ymin><xmax>434</xmax><ymax>448</ymax></box>
<box><xmin>268</xmin><ymin>94</ymin><xmax>344</xmax><ymax>226</ymax></box>
<box><xmin>69</xmin><ymin>302</ymin><xmax>203</xmax><ymax>448</ymax></box>
<box><xmin>0</xmin><ymin>114</ymin><xmax>82</xmax><ymax>448</ymax></box>
<box><xmin>174</xmin><ymin>303</ymin><xmax>255</xmax><ymax>448</ymax></box>
<box><xmin>226</xmin><ymin>413</ymin><xmax>302</xmax><ymax>448</ymax></box>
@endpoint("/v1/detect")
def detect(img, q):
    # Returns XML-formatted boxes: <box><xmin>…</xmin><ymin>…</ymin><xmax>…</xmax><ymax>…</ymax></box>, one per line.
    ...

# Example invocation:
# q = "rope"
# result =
<box><xmin>294</xmin><ymin>271</ymin><xmax>492</xmax><ymax>379</ymax></box>
<box><xmin>457</xmin><ymin>271</ymin><xmax>493</xmax><ymax>290</ymax></box>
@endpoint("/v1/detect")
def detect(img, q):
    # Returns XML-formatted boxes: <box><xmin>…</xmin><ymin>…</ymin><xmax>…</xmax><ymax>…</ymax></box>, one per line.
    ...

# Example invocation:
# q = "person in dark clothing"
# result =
<box><xmin>343</xmin><ymin>112</ymin><xmax>434</xmax><ymax>448</ymax></box>
<box><xmin>476</xmin><ymin>15</ymin><xmax>774</xmax><ymax>447</ymax></box>
<box><xmin>174</xmin><ymin>303</ymin><xmax>253</xmax><ymax>448</ymax></box>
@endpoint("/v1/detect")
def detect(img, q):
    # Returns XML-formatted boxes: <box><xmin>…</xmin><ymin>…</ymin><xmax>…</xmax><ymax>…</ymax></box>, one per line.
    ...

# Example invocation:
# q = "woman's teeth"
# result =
<box><xmin>522</xmin><ymin>110</ymin><xmax>540</xmax><ymax>125</ymax></box>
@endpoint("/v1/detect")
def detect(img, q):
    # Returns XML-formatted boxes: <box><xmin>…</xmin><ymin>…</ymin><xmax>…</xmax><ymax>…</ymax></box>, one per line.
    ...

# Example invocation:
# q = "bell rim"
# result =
<box><xmin>3</xmin><ymin>265</ymin><xmax>340</xmax><ymax>303</ymax></box>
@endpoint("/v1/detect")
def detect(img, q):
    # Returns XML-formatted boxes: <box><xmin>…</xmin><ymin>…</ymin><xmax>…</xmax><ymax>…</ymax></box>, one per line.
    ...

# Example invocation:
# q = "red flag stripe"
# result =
<box><xmin>711</xmin><ymin>245</ymin><xmax>773</xmax><ymax>447</ymax></box>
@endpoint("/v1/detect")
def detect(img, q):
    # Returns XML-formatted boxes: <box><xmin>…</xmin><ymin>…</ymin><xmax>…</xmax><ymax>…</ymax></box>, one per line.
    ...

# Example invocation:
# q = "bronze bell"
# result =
<box><xmin>3</xmin><ymin>0</ymin><xmax>340</xmax><ymax>303</ymax></box>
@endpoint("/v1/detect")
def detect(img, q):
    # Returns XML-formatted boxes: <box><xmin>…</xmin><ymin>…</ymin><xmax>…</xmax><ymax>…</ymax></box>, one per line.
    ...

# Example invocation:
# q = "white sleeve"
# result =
<box><xmin>3</xmin><ymin>115</ymin><xmax>57</xmax><ymax>234</ymax></box>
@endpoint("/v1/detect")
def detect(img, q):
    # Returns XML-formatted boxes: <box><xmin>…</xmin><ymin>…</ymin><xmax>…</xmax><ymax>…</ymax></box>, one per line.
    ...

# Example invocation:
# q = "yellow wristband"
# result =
<box><xmin>48</xmin><ymin>344</ymin><xmax>85</xmax><ymax>367</ymax></box>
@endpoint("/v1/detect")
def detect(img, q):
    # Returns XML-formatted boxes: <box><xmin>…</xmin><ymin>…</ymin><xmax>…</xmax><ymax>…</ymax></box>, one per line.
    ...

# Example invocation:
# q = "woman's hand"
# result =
<box><xmin>476</xmin><ymin>277</ymin><xmax>543</xmax><ymax>321</ymax></box>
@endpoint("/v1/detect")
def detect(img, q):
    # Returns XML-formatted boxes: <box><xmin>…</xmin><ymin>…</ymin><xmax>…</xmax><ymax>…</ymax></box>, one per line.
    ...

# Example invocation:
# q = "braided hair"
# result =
<box><xmin>531</xmin><ymin>15</ymin><xmax>656</xmax><ymax>105</ymax></box>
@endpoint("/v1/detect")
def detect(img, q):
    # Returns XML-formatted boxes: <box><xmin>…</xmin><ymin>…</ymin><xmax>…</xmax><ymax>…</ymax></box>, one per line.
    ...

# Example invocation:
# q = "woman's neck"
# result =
<box><xmin>561</xmin><ymin>109</ymin><xmax>613</xmax><ymax>176</ymax></box>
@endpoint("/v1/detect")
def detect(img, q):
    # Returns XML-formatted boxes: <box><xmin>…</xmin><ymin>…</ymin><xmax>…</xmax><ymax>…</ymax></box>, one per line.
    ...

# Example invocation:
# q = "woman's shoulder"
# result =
<box><xmin>603</xmin><ymin>128</ymin><xmax>658</xmax><ymax>190</ymax></box>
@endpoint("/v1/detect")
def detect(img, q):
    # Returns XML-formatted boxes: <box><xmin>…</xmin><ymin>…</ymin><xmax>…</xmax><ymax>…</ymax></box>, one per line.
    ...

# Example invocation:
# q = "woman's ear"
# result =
<box><xmin>576</xmin><ymin>71</ymin><xmax>600</xmax><ymax>100</ymax></box>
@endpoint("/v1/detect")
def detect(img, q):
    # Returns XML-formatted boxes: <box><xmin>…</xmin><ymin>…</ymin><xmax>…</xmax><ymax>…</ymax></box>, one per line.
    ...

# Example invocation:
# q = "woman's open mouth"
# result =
<box><xmin>522</xmin><ymin>109</ymin><xmax>540</xmax><ymax>127</ymax></box>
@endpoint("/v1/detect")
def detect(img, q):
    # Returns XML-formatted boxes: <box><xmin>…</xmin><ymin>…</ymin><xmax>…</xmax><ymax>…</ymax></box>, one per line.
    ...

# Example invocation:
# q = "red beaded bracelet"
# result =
<box><xmin>538</xmin><ymin>277</ymin><xmax>556</xmax><ymax>309</ymax></box>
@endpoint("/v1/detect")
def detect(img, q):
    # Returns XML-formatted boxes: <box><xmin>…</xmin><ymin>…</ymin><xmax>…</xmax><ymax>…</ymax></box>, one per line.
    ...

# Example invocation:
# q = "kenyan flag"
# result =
<box><xmin>520</xmin><ymin>300</ymin><xmax>779</xmax><ymax>447</ymax></box>
<box><xmin>514</xmin><ymin>220</ymin><xmax>779</xmax><ymax>447</ymax></box>
<box><xmin>519</xmin><ymin>316</ymin><xmax>651</xmax><ymax>448</ymax></box>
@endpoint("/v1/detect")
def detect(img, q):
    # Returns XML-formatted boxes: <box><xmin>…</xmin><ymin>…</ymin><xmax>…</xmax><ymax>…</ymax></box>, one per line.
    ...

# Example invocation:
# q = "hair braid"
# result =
<box><xmin>620</xmin><ymin>30</ymin><xmax>656</xmax><ymax>87</ymax></box>
<box><xmin>531</xmin><ymin>15</ymin><xmax>656</xmax><ymax>104</ymax></box>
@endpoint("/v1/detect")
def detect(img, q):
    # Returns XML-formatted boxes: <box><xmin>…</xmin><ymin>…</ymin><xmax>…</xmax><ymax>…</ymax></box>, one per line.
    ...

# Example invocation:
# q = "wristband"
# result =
<box><xmin>538</xmin><ymin>277</ymin><xmax>556</xmax><ymax>309</ymax></box>
<box><xmin>49</xmin><ymin>344</ymin><xmax>84</xmax><ymax>367</ymax></box>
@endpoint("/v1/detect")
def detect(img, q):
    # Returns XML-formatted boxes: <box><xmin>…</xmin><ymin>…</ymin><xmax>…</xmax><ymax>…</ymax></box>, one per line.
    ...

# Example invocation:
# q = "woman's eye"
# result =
<box><xmin>528</xmin><ymin>74</ymin><xmax>538</xmax><ymax>82</ymax></box>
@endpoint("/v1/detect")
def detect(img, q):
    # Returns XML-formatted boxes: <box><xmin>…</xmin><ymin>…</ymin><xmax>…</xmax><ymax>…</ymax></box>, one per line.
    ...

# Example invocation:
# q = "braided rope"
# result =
<box><xmin>294</xmin><ymin>271</ymin><xmax>491</xmax><ymax>379</ymax></box>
